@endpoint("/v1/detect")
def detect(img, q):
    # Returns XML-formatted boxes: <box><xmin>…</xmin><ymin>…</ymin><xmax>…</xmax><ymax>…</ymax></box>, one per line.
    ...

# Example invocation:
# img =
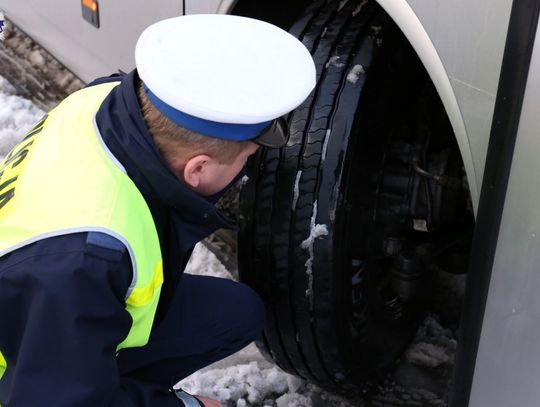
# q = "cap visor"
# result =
<box><xmin>253</xmin><ymin>119</ymin><xmax>289</xmax><ymax>148</ymax></box>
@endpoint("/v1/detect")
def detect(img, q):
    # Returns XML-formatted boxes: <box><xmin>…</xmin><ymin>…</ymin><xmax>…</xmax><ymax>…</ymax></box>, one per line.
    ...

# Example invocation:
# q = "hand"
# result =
<box><xmin>195</xmin><ymin>395</ymin><xmax>223</xmax><ymax>407</ymax></box>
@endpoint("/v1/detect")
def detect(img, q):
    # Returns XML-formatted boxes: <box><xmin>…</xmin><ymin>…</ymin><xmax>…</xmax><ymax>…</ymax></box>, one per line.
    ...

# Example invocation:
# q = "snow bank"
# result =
<box><xmin>178</xmin><ymin>362</ymin><xmax>312</xmax><ymax>407</ymax></box>
<box><xmin>184</xmin><ymin>242</ymin><xmax>234</xmax><ymax>280</ymax></box>
<box><xmin>404</xmin><ymin>313</ymin><xmax>457</xmax><ymax>368</ymax></box>
<box><xmin>0</xmin><ymin>75</ymin><xmax>43</xmax><ymax>160</ymax></box>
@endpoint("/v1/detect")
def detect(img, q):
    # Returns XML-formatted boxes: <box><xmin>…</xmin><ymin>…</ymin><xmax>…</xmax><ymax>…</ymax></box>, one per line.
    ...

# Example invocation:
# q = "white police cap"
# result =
<box><xmin>135</xmin><ymin>14</ymin><xmax>316</xmax><ymax>147</ymax></box>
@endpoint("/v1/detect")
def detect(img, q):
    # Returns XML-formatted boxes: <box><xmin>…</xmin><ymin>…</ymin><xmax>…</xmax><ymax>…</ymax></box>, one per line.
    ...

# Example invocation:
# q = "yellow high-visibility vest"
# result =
<box><xmin>0</xmin><ymin>82</ymin><xmax>163</xmax><ymax>383</ymax></box>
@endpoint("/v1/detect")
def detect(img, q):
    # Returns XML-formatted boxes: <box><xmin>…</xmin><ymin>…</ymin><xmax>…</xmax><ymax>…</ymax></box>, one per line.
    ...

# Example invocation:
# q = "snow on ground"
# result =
<box><xmin>185</xmin><ymin>243</ymin><xmax>235</xmax><ymax>280</ymax></box>
<box><xmin>0</xmin><ymin>75</ymin><xmax>44</xmax><ymax>160</ymax></box>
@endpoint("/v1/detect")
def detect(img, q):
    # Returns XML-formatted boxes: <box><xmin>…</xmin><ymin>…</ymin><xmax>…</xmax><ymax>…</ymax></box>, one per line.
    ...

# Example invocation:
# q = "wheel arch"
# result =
<box><xmin>223</xmin><ymin>0</ymin><xmax>479</xmax><ymax>210</ymax></box>
<box><xmin>370</xmin><ymin>0</ymin><xmax>478</xmax><ymax>210</ymax></box>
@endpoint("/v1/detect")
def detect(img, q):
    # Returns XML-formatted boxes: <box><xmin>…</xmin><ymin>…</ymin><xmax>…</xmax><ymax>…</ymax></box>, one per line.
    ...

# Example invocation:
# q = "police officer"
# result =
<box><xmin>0</xmin><ymin>15</ymin><xmax>315</xmax><ymax>406</ymax></box>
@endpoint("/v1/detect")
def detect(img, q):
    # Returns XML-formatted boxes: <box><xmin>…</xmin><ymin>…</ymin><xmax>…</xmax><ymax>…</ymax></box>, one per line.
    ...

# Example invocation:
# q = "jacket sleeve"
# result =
<box><xmin>0</xmin><ymin>233</ymin><xmax>181</xmax><ymax>406</ymax></box>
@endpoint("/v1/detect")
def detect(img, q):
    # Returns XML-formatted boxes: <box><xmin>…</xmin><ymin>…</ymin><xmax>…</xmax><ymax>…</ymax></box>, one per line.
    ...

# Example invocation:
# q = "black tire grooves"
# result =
<box><xmin>254</xmin><ymin>0</ymin><xmax>347</xmax><ymax>380</ymax></box>
<box><xmin>256</xmin><ymin>148</ymin><xmax>300</xmax><ymax>374</ymax></box>
<box><xmin>263</xmin><ymin>0</ymin><xmax>378</xmax><ymax>384</ymax></box>
<box><xmin>237</xmin><ymin>1</ymin><xmax>336</xmax><ymax>377</ymax></box>
<box><xmin>289</xmin><ymin>0</ymin><xmax>328</xmax><ymax>40</ymax></box>
<box><xmin>239</xmin><ymin>0</ymin><xmax>388</xmax><ymax>386</ymax></box>
<box><xmin>309</xmin><ymin>12</ymin><xmax>384</xmax><ymax>382</ymax></box>
<box><xmin>240</xmin><ymin>147</ymin><xmax>297</xmax><ymax>373</ymax></box>
<box><xmin>278</xmin><ymin>0</ymin><xmax>369</xmax><ymax>383</ymax></box>
<box><xmin>288</xmin><ymin>3</ymin><xmax>380</xmax><ymax>383</ymax></box>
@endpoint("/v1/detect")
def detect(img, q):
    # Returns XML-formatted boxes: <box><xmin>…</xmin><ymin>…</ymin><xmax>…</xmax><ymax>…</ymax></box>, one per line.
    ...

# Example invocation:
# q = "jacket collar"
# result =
<box><xmin>94</xmin><ymin>69</ymin><xmax>236</xmax><ymax>233</ymax></box>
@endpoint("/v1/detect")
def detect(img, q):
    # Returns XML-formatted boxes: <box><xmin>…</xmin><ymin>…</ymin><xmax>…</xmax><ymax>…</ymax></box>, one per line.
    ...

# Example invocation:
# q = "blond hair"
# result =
<box><xmin>137</xmin><ymin>81</ymin><xmax>252</xmax><ymax>164</ymax></box>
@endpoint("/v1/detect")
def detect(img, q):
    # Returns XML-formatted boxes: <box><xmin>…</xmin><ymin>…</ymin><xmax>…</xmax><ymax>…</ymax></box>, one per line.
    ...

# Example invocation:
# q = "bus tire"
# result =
<box><xmin>238</xmin><ymin>0</ymin><xmax>468</xmax><ymax>387</ymax></box>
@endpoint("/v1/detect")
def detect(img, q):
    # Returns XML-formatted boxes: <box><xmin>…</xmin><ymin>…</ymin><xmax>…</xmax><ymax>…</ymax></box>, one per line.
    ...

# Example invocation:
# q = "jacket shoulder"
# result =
<box><xmin>85</xmin><ymin>71</ymin><xmax>127</xmax><ymax>88</ymax></box>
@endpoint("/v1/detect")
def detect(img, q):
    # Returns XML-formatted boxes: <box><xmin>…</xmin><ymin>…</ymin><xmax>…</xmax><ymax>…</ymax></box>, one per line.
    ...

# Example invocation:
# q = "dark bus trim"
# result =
<box><xmin>449</xmin><ymin>1</ymin><xmax>540</xmax><ymax>405</ymax></box>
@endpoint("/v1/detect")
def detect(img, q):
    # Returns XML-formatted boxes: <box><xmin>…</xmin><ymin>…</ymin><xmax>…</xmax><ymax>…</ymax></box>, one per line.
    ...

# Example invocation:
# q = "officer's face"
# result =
<box><xmin>182</xmin><ymin>142</ymin><xmax>259</xmax><ymax>196</ymax></box>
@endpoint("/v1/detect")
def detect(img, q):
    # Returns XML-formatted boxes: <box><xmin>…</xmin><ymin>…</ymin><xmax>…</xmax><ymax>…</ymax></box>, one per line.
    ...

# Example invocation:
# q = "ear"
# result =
<box><xmin>183</xmin><ymin>154</ymin><xmax>211</xmax><ymax>189</ymax></box>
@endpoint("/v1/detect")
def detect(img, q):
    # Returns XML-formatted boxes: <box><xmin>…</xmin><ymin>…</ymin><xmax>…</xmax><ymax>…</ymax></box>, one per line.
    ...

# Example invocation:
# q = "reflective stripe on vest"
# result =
<box><xmin>0</xmin><ymin>352</ymin><xmax>5</xmax><ymax>382</ymax></box>
<box><xmin>0</xmin><ymin>82</ymin><xmax>163</xmax><ymax>382</ymax></box>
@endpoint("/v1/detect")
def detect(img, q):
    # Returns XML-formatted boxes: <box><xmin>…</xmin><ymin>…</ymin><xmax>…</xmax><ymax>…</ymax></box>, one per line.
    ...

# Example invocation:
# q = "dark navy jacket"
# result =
<box><xmin>0</xmin><ymin>70</ymin><xmax>236</xmax><ymax>406</ymax></box>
